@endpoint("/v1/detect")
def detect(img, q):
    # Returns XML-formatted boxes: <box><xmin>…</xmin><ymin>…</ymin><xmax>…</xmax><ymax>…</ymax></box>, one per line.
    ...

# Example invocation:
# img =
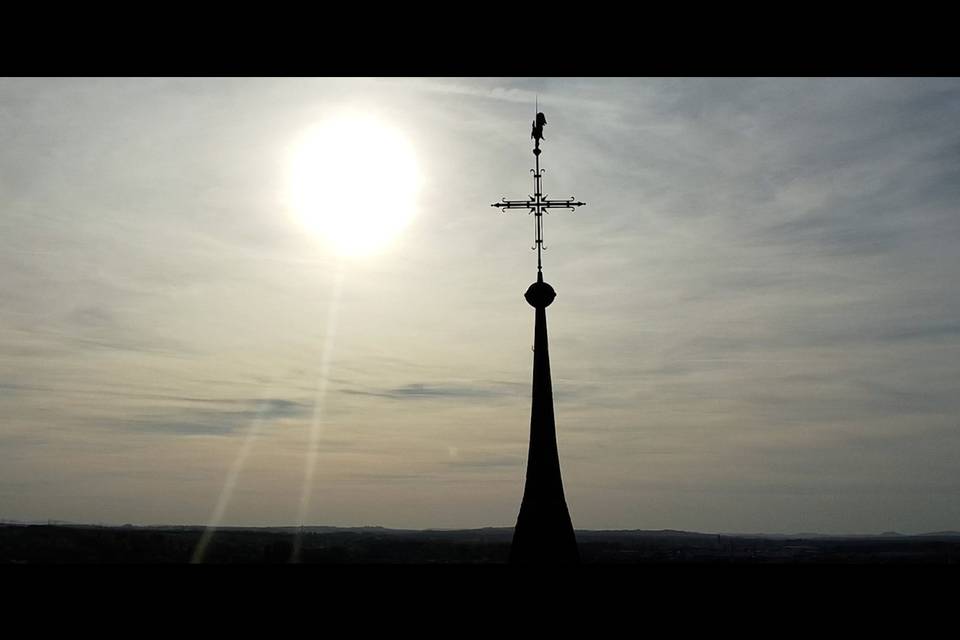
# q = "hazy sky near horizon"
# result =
<box><xmin>2</xmin><ymin>77</ymin><xmax>959</xmax><ymax>534</ymax></box>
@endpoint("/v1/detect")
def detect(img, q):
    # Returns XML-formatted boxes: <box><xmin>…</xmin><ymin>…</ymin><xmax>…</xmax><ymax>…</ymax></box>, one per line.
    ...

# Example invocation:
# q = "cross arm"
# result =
<box><xmin>491</xmin><ymin>197</ymin><xmax>585</xmax><ymax>211</ymax></box>
<box><xmin>491</xmin><ymin>197</ymin><xmax>535</xmax><ymax>211</ymax></box>
<box><xmin>540</xmin><ymin>198</ymin><xmax>586</xmax><ymax>209</ymax></box>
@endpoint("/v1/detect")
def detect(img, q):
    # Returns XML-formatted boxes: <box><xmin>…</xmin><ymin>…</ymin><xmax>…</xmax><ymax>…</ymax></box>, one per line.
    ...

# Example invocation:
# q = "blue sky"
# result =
<box><xmin>1</xmin><ymin>77</ymin><xmax>959</xmax><ymax>533</ymax></box>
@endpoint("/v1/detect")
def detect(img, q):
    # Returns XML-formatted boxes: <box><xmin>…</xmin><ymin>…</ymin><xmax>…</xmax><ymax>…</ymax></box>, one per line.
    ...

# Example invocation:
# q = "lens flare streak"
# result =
<box><xmin>291</xmin><ymin>264</ymin><xmax>345</xmax><ymax>562</ymax></box>
<box><xmin>190</xmin><ymin>398</ymin><xmax>272</xmax><ymax>564</ymax></box>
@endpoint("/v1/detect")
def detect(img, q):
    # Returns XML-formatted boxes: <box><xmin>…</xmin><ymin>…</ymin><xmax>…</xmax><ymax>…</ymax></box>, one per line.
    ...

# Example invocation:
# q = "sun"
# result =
<box><xmin>287</xmin><ymin>114</ymin><xmax>421</xmax><ymax>257</ymax></box>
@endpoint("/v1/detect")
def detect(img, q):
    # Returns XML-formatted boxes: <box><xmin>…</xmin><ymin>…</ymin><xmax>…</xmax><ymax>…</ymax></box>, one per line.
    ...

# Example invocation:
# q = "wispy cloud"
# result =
<box><xmin>118</xmin><ymin>398</ymin><xmax>313</xmax><ymax>437</ymax></box>
<box><xmin>340</xmin><ymin>382</ymin><xmax>523</xmax><ymax>401</ymax></box>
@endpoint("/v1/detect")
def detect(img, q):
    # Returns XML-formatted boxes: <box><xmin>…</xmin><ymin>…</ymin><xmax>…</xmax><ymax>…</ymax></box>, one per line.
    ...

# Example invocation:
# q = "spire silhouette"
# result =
<box><xmin>491</xmin><ymin>109</ymin><xmax>585</xmax><ymax>563</ymax></box>
<box><xmin>510</xmin><ymin>270</ymin><xmax>578</xmax><ymax>563</ymax></box>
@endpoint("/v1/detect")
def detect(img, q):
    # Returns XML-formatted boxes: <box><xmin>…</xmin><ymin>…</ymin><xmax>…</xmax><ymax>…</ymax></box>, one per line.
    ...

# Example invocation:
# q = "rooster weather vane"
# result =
<box><xmin>492</xmin><ymin>103</ymin><xmax>585</xmax><ymax>275</ymax></box>
<box><xmin>531</xmin><ymin>111</ymin><xmax>547</xmax><ymax>152</ymax></box>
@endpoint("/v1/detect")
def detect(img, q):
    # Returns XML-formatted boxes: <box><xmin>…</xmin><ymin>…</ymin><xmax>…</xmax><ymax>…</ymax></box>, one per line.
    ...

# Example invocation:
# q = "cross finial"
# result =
<box><xmin>492</xmin><ymin>108</ymin><xmax>586</xmax><ymax>275</ymax></box>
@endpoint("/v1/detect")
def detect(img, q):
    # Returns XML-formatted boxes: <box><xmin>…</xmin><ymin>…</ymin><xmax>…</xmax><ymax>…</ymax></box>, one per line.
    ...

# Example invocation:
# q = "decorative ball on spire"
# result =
<box><xmin>524</xmin><ymin>272</ymin><xmax>556</xmax><ymax>308</ymax></box>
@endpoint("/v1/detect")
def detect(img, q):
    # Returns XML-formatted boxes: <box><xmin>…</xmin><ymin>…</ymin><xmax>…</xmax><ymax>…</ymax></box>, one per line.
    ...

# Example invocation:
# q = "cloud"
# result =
<box><xmin>340</xmin><ymin>382</ymin><xmax>522</xmax><ymax>401</ymax></box>
<box><xmin>113</xmin><ymin>397</ymin><xmax>313</xmax><ymax>437</ymax></box>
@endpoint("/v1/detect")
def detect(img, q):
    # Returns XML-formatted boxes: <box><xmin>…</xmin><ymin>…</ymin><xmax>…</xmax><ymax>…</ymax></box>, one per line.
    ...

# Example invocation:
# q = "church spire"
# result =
<box><xmin>491</xmin><ymin>108</ymin><xmax>585</xmax><ymax>563</ymax></box>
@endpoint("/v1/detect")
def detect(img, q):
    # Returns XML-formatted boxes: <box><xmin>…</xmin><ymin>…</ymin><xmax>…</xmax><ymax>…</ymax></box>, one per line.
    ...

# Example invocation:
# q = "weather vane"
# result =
<box><xmin>491</xmin><ymin>100</ymin><xmax>586</xmax><ymax>276</ymax></box>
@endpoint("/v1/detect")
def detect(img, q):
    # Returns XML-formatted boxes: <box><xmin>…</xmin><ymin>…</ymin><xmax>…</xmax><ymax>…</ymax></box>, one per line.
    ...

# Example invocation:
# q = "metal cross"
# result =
<box><xmin>491</xmin><ymin>110</ymin><xmax>585</xmax><ymax>275</ymax></box>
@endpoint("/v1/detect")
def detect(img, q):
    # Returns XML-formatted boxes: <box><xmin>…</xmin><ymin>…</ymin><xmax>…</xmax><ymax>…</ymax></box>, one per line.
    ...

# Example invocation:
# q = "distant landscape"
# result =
<box><xmin>3</xmin><ymin>523</ymin><xmax>959</xmax><ymax>564</ymax></box>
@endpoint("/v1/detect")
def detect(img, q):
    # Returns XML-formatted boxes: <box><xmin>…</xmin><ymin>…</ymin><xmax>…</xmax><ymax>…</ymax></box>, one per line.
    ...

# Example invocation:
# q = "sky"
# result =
<box><xmin>1</xmin><ymin>77</ymin><xmax>959</xmax><ymax>535</ymax></box>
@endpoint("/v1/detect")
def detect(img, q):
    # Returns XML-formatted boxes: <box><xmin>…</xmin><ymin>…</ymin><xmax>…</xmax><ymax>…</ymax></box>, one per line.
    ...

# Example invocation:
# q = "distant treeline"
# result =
<box><xmin>2</xmin><ymin>524</ymin><xmax>959</xmax><ymax>564</ymax></box>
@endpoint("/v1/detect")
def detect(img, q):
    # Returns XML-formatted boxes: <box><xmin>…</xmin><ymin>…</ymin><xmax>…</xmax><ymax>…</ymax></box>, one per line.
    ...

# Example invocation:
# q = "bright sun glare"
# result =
<box><xmin>288</xmin><ymin>115</ymin><xmax>421</xmax><ymax>257</ymax></box>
